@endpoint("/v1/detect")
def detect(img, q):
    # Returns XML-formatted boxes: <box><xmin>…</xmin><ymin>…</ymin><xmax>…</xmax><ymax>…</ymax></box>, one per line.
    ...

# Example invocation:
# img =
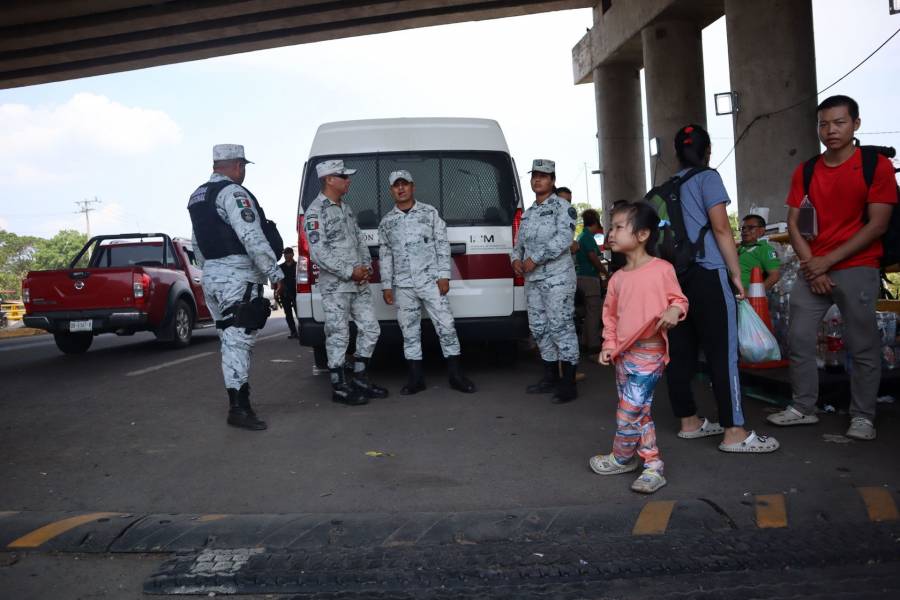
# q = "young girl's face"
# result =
<box><xmin>607</xmin><ymin>211</ymin><xmax>644</xmax><ymax>253</ymax></box>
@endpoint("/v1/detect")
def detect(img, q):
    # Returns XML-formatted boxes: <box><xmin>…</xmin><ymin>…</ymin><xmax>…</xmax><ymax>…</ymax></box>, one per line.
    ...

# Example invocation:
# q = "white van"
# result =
<box><xmin>295</xmin><ymin>117</ymin><xmax>529</xmax><ymax>367</ymax></box>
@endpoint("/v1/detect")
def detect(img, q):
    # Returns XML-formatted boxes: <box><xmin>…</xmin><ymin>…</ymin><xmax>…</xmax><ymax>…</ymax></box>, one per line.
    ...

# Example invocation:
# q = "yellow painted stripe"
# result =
<box><xmin>755</xmin><ymin>494</ymin><xmax>788</xmax><ymax>528</ymax></box>
<box><xmin>632</xmin><ymin>500</ymin><xmax>675</xmax><ymax>535</ymax></box>
<box><xmin>858</xmin><ymin>487</ymin><xmax>899</xmax><ymax>522</ymax></box>
<box><xmin>8</xmin><ymin>512</ymin><xmax>122</xmax><ymax>549</ymax></box>
<box><xmin>196</xmin><ymin>514</ymin><xmax>228</xmax><ymax>523</ymax></box>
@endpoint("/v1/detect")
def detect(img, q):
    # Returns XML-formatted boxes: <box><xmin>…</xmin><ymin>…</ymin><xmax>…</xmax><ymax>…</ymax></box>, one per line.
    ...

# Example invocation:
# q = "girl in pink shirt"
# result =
<box><xmin>589</xmin><ymin>202</ymin><xmax>688</xmax><ymax>494</ymax></box>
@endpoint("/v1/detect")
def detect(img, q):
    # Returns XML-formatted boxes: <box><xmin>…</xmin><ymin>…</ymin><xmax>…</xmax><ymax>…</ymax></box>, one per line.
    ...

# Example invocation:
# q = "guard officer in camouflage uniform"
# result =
<box><xmin>511</xmin><ymin>159</ymin><xmax>579</xmax><ymax>403</ymax></box>
<box><xmin>188</xmin><ymin>144</ymin><xmax>282</xmax><ymax>430</ymax></box>
<box><xmin>305</xmin><ymin>159</ymin><xmax>388</xmax><ymax>405</ymax></box>
<box><xmin>378</xmin><ymin>170</ymin><xmax>476</xmax><ymax>395</ymax></box>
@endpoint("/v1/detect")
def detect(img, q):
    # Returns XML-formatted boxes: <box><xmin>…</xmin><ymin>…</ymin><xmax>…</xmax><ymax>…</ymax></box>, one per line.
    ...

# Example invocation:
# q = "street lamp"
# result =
<box><xmin>714</xmin><ymin>91</ymin><xmax>739</xmax><ymax>115</ymax></box>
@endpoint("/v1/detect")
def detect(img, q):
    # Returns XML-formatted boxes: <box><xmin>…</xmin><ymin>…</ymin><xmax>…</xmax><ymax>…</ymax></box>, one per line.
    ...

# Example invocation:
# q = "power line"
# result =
<box><xmin>74</xmin><ymin>197</ymin><xmax>101</xmax><ymax>238</ymax></box>
<box><xmin>715</xmin><ymin>25</ymin><xmax>900</xmax><ymax>169</ymax></box>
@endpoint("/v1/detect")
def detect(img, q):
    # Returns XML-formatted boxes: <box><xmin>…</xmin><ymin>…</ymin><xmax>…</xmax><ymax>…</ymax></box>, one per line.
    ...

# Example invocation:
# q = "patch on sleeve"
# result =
<box><xmin>235</xmin><ymin>197</ymin><xmax>252</xmax><ymax>209</ymax></box>
<box><xmin>306</xmin><ymin>218</ymin><xmax>319</xmax><ymax>231</ymax></box>
<box><xmin>569</xmin><ymin>223</ymin><xmax>575</xmax><ymax>231</ymax></box>
<box><xmin>567</xmin><ymin>206</ymin><xmax>577</xmax><ymax>220</ymax></box>
<box><xmin>240</xmin><ymin>208</ymin><xmax>256</xmax><ymax>223</ymax></box>
<box><xmin>308</xmin><ymin>231</ymin><xmax>320</xmax><ymax>244</ymax></box>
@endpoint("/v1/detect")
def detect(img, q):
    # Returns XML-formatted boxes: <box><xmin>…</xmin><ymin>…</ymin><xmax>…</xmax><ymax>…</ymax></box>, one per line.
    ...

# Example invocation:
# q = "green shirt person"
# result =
<box><xmin>737</xmin><ymin>214</ymin><xmax>781</xmax><ymax>290</ymax></box>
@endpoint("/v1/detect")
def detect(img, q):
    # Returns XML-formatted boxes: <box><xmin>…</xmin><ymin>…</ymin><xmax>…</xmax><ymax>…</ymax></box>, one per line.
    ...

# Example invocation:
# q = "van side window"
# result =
<box><xmin>301</xmin><ymin>152</ymin><xmax>518</xmax><ymax>227</ymax></box>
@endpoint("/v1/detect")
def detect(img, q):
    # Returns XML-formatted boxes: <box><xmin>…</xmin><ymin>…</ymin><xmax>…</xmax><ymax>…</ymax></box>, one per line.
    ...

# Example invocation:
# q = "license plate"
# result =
<box><xmin>69</xmin><ymin>320</ymin><xmax>92</xmax><ymax>332</ymax></box>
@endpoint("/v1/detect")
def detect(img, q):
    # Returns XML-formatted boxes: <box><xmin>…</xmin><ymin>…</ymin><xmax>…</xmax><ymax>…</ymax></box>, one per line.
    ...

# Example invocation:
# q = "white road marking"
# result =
<box><xmin>126</xmin><ymin>351</ymin><xmax>216</xmax><ymax>376</ymax></box>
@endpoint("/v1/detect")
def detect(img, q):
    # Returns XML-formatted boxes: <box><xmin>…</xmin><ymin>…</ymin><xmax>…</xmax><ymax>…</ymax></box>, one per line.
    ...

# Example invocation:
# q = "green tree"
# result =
<box><xmin>728</xmin><ymin>212</ymin><xmax>740</xmax><ymax>240</ymax></box>
<box><xmin>32</xmin><ymin>230</ymin><xmax>88</xmax><ymax>271</ymax></box>
<box><xmin>0</xmin><ymin>231</ymin><xmax>40</xmax><ymax>299</ymax></box>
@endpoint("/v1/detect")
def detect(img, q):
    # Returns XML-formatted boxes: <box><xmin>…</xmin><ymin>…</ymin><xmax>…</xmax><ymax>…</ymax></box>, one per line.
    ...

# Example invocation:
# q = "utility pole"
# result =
<box><xmin>583</xmin><ymin>162</ymin><xmax>590</xmax><ymax>205</ymax></box>
<box><xmin>75</xmin><ymin>197</ymin><xmax>101</xmax><ymax>238</ymax></box>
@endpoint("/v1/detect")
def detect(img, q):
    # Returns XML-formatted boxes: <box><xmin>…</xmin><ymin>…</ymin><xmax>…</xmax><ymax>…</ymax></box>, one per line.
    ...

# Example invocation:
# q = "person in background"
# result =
<box><xmin>278</xmin><ymin>247</ymin><xmax>299</xmax><ymax>339</ymax></box>
<box><xmin>663</xmin><ymin>124</ymin><xmax>779</xmax><ymax>453</ymax></box>
<box><xmin>574</xmin><ymin>208</ymin><xmax>607</xmax><ymax>355</ymax></box>
<box><xmin>737</xmin><ymin>214</ymin><xmax>780</xmax><ymax>291</ymax></box>
<box><xmin>768</xmin><ymin>95</ymin><xmax>896</xmax><ymax>440</ymax></box>
<box><xmin>511</xmin><ymin>159</ymin><xmax>580</xmax><ymax>403</ymax></box>
<box><xmin>590</xmin><ymin>201</ymin><xmax>688</xmax><ymax>494</ymax></box>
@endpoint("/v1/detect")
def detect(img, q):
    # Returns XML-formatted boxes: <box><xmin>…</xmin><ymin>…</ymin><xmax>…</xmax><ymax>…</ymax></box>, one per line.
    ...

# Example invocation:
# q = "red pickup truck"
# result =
<box><xmin>22</xmin><ymin>233</ymin><xmax>213</xmax><ymax>354</ymax></box>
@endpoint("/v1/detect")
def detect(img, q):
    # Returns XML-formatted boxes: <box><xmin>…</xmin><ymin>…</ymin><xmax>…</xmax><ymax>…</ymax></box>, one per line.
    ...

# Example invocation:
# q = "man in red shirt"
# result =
<box><xmin>768</xmin><ymin>95</ymin><xmax>897</xmax><ymax>440</ymax></box>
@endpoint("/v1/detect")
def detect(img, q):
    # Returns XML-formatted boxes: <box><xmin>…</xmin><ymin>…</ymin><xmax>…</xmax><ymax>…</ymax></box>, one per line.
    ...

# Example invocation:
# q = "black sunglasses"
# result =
<box><xmin>331</xmin><ymin>174</ymin><xmax>350</xmax><ymax>180</ymax></box>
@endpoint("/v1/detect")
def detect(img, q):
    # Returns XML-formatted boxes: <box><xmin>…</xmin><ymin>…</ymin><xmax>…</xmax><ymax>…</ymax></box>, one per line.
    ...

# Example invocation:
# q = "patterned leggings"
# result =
<box><xmin>612</xmin><ymin>342</ymin><xmax>666</xmax><ymax>474</ymax></box>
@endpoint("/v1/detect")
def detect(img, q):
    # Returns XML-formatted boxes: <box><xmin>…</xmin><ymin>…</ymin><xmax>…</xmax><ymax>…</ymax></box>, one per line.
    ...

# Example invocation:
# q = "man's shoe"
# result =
<box><xmin>330</xmin><ymin>368</ymin><xmax>368</xmax><ymax>406</ymax></box>
<box><xmin>446</xmin><ymin>355</ymin><xmax>476</xmax><ymax>394</ymax></box>
<box><xmin>401</xmin><ymin>360</ymin><xmax>426</xmax><ymax>395</ymax></box>
<box><xmin>526</xmin><ymin>360</ymin><xmax>559</xmax><ymax>394</ymax></box>
<box><xmin>287</xmin><ymin>333</ymin><xmax>298</xmax><ymax>339</ymax></box>
<box><xmin>551</xmin><ymin>362</ymin><xmax>578</xmax><ymax>404</ymax></box>
<box><xmin>766</xmin><ymin>405</ymin><xmax>819</xmax><ymax>426</ymax></box>
<box><xmin>846</xmin><ymin>416</ymin><xmax>876</xmax><ymax>440</ymax></box>
<box><xmin>226</xmin><ymin>384</ymin><xmax>267</xmax><ymax>430</ymax></box>
<box><xmin>352</xmin><ymin>356</ymin><xmax>389</xmax><ymax>399</ymax></box>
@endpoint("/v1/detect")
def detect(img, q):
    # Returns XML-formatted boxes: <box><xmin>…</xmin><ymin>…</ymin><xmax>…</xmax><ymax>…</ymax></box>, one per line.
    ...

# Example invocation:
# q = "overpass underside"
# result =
<box><xmin>1</xmin><ymin>0</ymin><xmax>591</xmax><ymax>90</ymax></box>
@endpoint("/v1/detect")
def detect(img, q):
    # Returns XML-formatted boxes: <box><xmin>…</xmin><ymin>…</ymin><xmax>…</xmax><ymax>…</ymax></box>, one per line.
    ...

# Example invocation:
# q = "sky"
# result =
<box><xmin>1</xmin><ymin>0</ymin><xmax>898</xmax><ymax>246</ymax></box>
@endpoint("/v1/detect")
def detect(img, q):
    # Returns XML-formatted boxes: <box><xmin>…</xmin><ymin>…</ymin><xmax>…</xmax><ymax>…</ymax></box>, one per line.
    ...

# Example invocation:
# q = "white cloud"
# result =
<box><xmin>0</xmin><ymin>93</ymin><xmax>182</xmax><ymax>184</ymax></box>
<box><xmin>0</xmin><ymin>216</ymin><xmax>9</xmax><ymax>231</ymax></box>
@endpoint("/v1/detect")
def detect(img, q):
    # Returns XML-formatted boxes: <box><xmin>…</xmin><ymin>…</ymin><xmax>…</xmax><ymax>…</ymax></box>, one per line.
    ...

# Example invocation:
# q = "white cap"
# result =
<box><xmin>213</xmin><ymin>144</ymin><xmax>252</xmax><ymax>163</ymax></box>
<box><xmin>388</xmin><ymin>170</ymin><xmax>414</xmax><ymax>185</ymax></box>
<box><xmin>529</xmin><ymin>159</ymin><xmax>555</xmax><ymax>174</ymax></box>
<box><xmin>316</xmin><ymin>159</ymin><xmax>357</xmax><ymax>178</ymax></box>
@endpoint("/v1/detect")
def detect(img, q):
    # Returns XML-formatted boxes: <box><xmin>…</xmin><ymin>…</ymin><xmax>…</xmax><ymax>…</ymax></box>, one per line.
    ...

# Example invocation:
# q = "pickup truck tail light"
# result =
<box><xmin>296</xmin><ymin>214</ymin><xmax>317</xmax><ymax>293</ymax></box>
<box><xmin>133</xmin><ymin>272</ymin><xmax>151</xmax><ymax>305</ymax></box>
<box><xmin>22</xmin><ymin>284</ymin><xmax>30</xmax><ymax>305</ymax></box>
<box><xmin>511</xmin><ymin>207</ymin><xmax>524</xmax><ymax>286</ymax></box>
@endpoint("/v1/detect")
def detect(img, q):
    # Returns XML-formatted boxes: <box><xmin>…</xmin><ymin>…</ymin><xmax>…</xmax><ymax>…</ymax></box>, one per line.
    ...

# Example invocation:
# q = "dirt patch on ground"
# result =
<box><xmin>0</xmin><ymin>326</ymin><xmax>47</xmax><ymax>340</ymax></box>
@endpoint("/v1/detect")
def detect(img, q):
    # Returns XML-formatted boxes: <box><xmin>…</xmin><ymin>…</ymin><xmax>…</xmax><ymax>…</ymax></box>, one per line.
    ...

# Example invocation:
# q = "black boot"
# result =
<box><xmin>552</xmin><ymin>362</ymin><xmax>578</xmax><ymax>404</ymax></box>
<box><xmin>331</xmin><ymin>368</ymin><xmax>368</xmax><ymax>405</ymax></box>
<box><xmin>446</xmin><ymin>355</ymin><xmax>476</xmax><ymax>393</ymax></box>
<box><xmin>400</xmin><ymin>360</ymin><xmax>426</xmax><ymax>395</ymax></box>
<box><xmin>352</xmin><ymin>357</ymin><xmax>389</xmax><ymax>399</ymax></box>
<box><xmin>227</xmin><ymin>383</ymin><xmax>267</xmax><ymax>430</ymax></box>
<box><xmin>526</xmin><ymin>360</ymin><xmax>559</xmax><ymax>394</ymax></box>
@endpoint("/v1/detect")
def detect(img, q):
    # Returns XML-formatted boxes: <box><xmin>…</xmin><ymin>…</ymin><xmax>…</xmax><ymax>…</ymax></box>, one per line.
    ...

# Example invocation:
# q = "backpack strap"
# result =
<box><xmin>674</xmin><ymin>167</ymin><xmax>711</xmax><ymax>258</ymax></box>
<box><xmin>802</xmin><ymin>155</ymin><xmax>820</xmax><ymax>196</ymax></box>
<box><xmin>860</xmin><ymin>146</ymin><xmax>879</xmax><ymax>189</ymax></box>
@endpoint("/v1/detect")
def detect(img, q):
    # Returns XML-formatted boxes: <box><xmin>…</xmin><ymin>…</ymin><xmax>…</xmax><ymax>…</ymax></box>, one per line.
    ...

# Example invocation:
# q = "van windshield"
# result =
<box><xmin>300</xmin><ymin>151</ymin><xmax>519</xmax><ymax>228</ymax></box>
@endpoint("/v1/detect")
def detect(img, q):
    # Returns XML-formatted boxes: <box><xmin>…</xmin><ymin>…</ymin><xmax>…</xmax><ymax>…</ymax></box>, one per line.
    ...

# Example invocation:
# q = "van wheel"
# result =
<box><xmin>54</xmin><ymin>332</ymin><xmax>93</xmax><ymax>354</ymax></box>
<box><xmin>313</xmin><ymin>344</ymin><xmax>328</xmax><ymax>369</ymax></box>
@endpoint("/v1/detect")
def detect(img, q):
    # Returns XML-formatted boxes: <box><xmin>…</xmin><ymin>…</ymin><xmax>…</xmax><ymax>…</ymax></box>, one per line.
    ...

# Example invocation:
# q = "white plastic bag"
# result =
<box><xmin>737</xmin><ymin>300</ymin><xmax>781</xmax><ymax>363</ymax></box>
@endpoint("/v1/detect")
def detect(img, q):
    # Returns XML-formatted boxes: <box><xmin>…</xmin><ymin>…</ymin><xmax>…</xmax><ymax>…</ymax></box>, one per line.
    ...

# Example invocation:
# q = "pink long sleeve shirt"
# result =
<box><xmin>601</xmin><ymin>257</ymin><xmax>689</xmax><ymax>364</ymax></box>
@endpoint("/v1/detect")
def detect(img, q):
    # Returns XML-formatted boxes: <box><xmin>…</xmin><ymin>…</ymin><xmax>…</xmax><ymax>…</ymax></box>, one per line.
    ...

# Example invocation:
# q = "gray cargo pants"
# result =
<box><xmin>788</xmin><ymin>266</ymin><xmax>881</xmax><ymax>421</ymax></box>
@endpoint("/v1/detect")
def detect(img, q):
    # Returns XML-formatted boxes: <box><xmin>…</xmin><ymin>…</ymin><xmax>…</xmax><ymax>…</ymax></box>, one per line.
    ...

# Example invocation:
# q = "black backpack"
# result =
<box><xmin>802</xmin><ymin>145</ymin><xmax>899</xmax><ymax>268</ymax></box>
<box><xmin>642</xmin><ymin>167</ymin><xmax>710</xmax><ymax>275</ymax></box>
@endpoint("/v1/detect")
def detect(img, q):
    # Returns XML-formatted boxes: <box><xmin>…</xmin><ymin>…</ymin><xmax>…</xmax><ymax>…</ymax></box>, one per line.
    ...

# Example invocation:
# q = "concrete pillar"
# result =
<box><xmin>594</xmin><ymin>63</ymin><xmax>645</xmax><ymax>226</ymax></box>
<box><xmin>725</xmin><ymin>0</ymin><xmax>818</xmax><ymax>223</ymax></box>
<box><xmin>641</xmin><ymin>20</ymin><xmax>706</xmax><ymax>186</ymax></box>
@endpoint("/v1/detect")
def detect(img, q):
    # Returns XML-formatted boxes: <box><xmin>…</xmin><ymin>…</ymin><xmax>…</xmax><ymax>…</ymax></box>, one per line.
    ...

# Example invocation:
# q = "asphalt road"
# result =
<box><xmin>1</xmin><ymin>314</ymin><xmax>899</xmax><ymax>598</ymax></box>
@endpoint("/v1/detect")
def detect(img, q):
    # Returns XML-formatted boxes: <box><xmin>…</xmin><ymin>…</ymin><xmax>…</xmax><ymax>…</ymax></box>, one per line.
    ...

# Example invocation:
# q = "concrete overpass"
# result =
<box><xmin>0</xmin><ymin>0</ymin><xmax>591</xmax><ymax>89</ymax></box>
<box><xmin>573</xmin><ymin>0</ymin><xmax>819</xmax><ymax>221</ymax></box>
<box><xmin>4</xmin><ymin>0</ymin><xmax>824</xmax><ymax>219</ymax></box>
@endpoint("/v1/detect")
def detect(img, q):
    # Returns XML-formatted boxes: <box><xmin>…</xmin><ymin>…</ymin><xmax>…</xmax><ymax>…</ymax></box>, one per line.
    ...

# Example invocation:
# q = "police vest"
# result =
<box><xmin>188</xmin><ymin>180</ymin><xmax>284</xmax><ymax>261</ymax></box>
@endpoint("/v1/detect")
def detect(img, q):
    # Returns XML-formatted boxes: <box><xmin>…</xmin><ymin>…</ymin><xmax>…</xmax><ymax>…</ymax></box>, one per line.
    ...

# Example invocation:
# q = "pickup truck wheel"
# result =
<box><xmin>53</xmin><ymin>332</ymin><xmax>93</xmax><ymax>354</ymax></box>
<box><xmin>169</xmin><ymin>300</ymin><xmax>193</xmax><ymax>348</ymax></box>
<box><xmin>313</xmin><ymin>344</ymin><xmax>328</xmax><ymax>369</ymax></box>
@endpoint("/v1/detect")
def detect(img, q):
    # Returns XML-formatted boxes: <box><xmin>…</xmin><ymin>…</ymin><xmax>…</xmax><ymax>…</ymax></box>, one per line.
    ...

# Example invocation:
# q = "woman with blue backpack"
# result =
<box><xmin>658</xmin><ymin>124</ymin><xmax>780</xmax><ymax>453</ymax></box>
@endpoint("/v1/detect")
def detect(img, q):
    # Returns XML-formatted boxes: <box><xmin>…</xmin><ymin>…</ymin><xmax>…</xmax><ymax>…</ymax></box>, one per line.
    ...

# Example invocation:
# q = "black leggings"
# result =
<box><xmin>665</xmin><ymin>265</ymin><xmax>745</xmax><ymax>428</ymax></box>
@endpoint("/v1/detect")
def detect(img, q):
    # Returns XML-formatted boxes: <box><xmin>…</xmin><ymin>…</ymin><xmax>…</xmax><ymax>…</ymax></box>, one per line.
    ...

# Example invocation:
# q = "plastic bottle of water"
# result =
<box><xmin>824</xmin><ymin>306</ymin><xmax>844</xmax><ymax>373</ymax></box>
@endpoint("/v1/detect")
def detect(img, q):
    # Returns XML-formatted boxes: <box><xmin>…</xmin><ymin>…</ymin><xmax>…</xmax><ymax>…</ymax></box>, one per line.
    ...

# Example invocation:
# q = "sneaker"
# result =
<box><xmin>845</xmin><ymin>416</ymin><xmax>876</xmax><ymax>441</ymax></box>
<box><xmin>766</xmin><ymin>405</ymin><xmax>819</xmax><ymax>426</ymax></box>
<box><xmin>589</xmin><ymin>453</ymin><xmax>639</xmax><ymax>475</ymax></box>
<box><xmin>631</xmin><ymin>469</ymin><xmax>667</xmax><ymax>494</ymax></box>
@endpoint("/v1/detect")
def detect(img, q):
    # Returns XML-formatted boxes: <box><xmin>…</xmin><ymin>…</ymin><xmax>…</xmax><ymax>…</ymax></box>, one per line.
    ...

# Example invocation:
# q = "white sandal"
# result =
<box><xmin>718</xmin><ymin>431</ymin><xmax>780</xmax><ymax>453</ymax></box>
<box><xmin>589</xmin><ymin>453</ymin><xmax>639</xmax><ymax>475</ymax></box>
<box><xmin>677</xmin><ymin>418</ymin><xmax>725</xmax><ymax>439</ymax></box>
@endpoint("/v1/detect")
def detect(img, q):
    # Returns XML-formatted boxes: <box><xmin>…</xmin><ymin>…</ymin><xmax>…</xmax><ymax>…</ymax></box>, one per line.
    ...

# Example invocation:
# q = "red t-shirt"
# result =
<box><xmin>785</xmin><ymin>148</ymin><xmax>898</xmax><ymax>270</ymax></box>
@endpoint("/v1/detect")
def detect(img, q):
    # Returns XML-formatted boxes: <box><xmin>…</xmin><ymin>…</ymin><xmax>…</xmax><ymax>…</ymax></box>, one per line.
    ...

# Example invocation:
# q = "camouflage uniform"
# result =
<box><xmin>305</xmin><ymin>192</ymin><xmax>380</xmax><ymax>369</ymax></box>
<box><xmin>511</xmin><ymin>192</ymin><xmax>579</xmax><ymax>364</ymax></box>
<box><xmin>378</xmin><ymin>200</ymin><xmax>460</xmax><ymax>360</ymax></box>
<box><xmin>190</xmin><ymin>172</ymin><xmax>282</xmax><ymax>389</ymax></box>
